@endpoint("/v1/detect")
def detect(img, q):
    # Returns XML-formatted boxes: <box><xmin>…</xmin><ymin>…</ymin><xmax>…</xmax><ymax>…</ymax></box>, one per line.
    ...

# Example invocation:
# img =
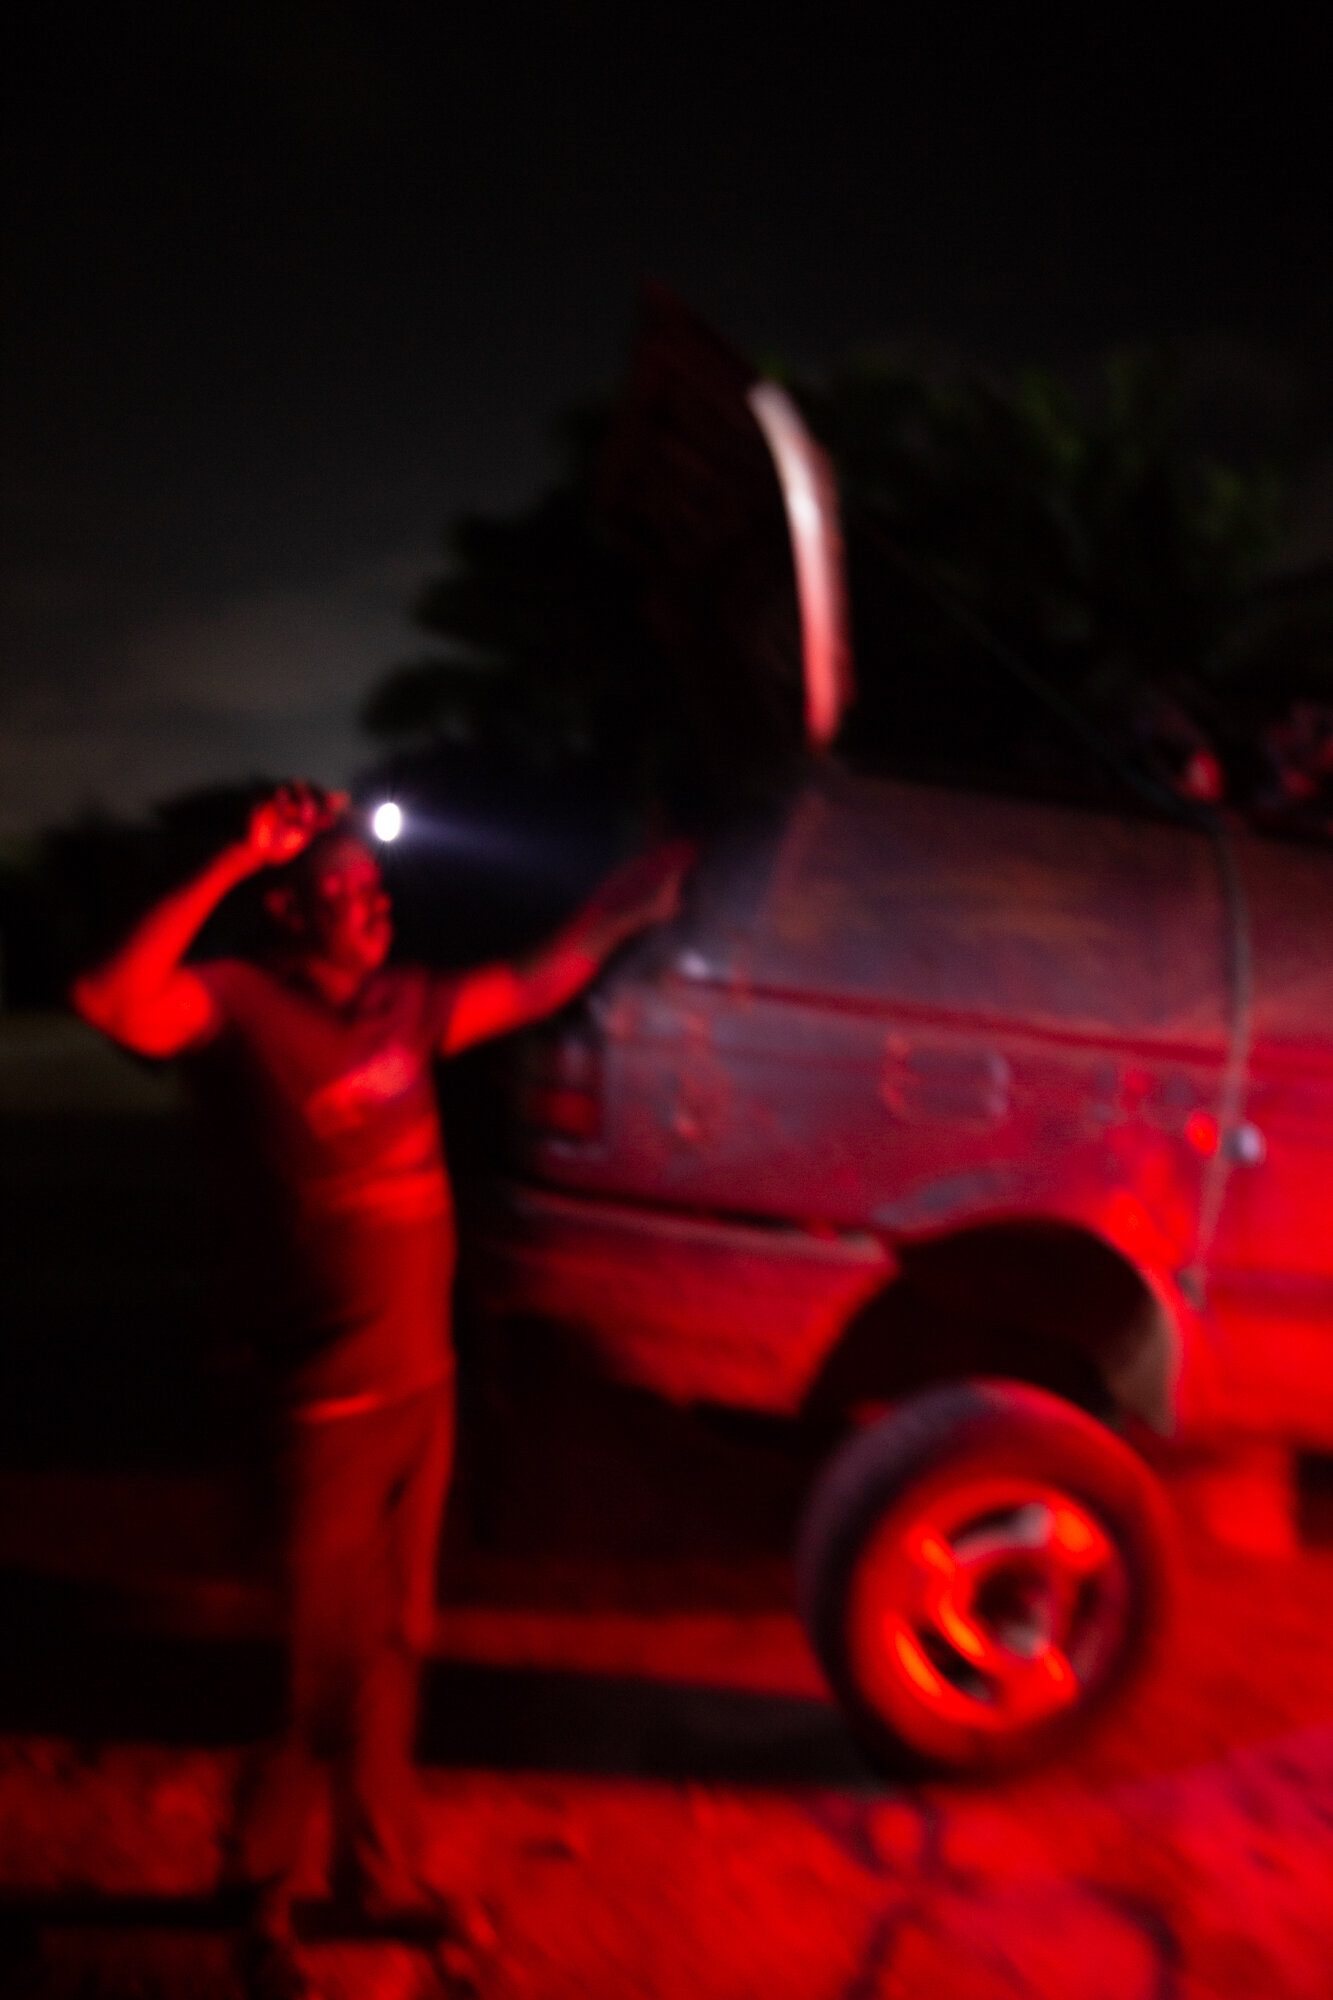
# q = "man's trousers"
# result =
<box><xmin>234</xmin><ymin>1379</ymin><xmax>454</xmax><ymax>1906</ymax></box>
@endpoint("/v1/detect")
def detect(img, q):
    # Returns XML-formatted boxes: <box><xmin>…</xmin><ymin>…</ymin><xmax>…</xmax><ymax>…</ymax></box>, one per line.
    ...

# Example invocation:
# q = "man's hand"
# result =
<box><xmin>575</xmin><ymin>837</ymin><xmax>698</xmax><ymax>956</ymax></box>
<box><xmin>70</xmin><ymin>779</ymin><xmax>345</xmax><ymax>1059</ymax></box>
<box><xmin>244</xmin><ymin>782</ymin><xmax>349</xmax><ymax>870</ymax></box>
<box><xmin>441</xmin><ymin>838</ymin><xmax>697</xmax><ymax>1057</ymax></box>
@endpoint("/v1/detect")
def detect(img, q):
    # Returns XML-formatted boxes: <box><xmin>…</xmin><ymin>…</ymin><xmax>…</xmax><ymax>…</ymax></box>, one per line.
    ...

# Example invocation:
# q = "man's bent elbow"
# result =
<box><xmin>69</xmin><ymin>970</ymin><xmax>209</xmax><ymax>1059</ymax></box>
<box><xmin>70</xmin><ymin>969</ymin><xmax>116</xmax><ymax>1035</ymax></box>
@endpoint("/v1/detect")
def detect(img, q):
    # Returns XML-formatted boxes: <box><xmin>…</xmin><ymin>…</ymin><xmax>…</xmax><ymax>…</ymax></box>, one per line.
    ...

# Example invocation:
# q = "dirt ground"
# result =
<box><xmin>3</xmin><ymin>1018</ymin><xmax>1333</xmax><ymax>1996</ymax></box>
<box><xmin>4</xmin><ymin>1521</ymin><xmax>1333</xmax><ymax>1999</ymax></box>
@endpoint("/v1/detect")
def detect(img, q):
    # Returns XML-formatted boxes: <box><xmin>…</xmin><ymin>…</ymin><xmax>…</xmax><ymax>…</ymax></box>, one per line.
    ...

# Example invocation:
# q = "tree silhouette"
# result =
<box><xmin>805</xmin><ymin>348</ymin><xmax>1285</xmax><ymax>807</ymax></box>
<box><xmin>362</xmin><ymin>407</ymin><xmax>667</xmax><ymax>786</ymax></box>
<box><xmin>361</xmin><ymin>344</ymin><xmax>1333</xmax><ymax>828</ymax></box>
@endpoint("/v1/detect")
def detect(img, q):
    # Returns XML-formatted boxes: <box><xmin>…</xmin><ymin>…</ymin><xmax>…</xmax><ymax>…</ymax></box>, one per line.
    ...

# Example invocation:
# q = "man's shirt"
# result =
<box><xmin>187</xmin><ymin>959</ymin><xmax>463</xmax><ymax>1413</ymax></box>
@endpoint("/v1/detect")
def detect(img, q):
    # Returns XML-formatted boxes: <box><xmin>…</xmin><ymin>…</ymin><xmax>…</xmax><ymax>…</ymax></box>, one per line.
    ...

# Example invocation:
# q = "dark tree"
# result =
<box><xmin>801</xmin><ymin>349</ymin><xmax>1286</xmax><ymax>807</ymax></box>
<box><xmin>361</xmin><ymin>343</ymin><xmax>1333</xmax><ymax>829</ymax></box>
<box><xmin>362</xmin><ymin>408</ymin><xmax>669</xmax><ymax>789</ymax></box>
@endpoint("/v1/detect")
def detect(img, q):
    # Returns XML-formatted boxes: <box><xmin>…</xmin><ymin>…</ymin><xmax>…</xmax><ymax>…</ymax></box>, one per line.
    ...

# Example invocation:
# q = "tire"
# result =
<box><xmin>795</xmin><ymin>1378</ymin><xmax>1173</xmax><ymax>1778</ymax></box>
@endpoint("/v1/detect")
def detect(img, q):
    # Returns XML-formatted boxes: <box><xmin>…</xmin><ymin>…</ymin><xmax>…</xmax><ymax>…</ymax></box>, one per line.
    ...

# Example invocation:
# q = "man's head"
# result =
<box><xmin>264</xmin><ymin>829</ymin><xmax>393</xmax><ymax>985</ymax></box>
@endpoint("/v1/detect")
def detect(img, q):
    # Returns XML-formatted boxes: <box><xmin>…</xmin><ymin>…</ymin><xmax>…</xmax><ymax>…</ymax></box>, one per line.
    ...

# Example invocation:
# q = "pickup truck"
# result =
<box><xmin>468</xmin><ymin>297</ymin><xmax>1333</xmax><ymax>1778</ymax></box>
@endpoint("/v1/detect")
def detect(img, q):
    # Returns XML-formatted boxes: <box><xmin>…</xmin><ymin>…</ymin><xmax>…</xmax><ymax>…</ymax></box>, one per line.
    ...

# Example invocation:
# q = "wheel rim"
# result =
<box><xmin>845</xmin><ymin>1476</ymin><xmax>1131</xmax><ymax>1737</ymax></box>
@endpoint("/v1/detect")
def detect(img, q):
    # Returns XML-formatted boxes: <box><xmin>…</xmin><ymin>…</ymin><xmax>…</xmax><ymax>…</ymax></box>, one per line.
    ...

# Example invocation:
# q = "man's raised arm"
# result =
<box><xmin>71</xmin><ymin>783</ymin><xmax>343</xmax><ymax>1058</ymax></box>
<box><xmin>441</xmin><ymin>839</ymin><xmax>696</xmax><ymax>1056</ymax></box>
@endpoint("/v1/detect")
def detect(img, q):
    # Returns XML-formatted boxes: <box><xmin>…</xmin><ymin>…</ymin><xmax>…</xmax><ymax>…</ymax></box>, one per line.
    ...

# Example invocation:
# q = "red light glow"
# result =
<box><xmin>894</xmin><ymin>1628</ymin><xmax>949</xmax><ymax>1697</ymax></box>
<box><xmin>1185</xmin><ymin>1111</ymin><xmax>1220</xmax><ymax>1156</ymax></box>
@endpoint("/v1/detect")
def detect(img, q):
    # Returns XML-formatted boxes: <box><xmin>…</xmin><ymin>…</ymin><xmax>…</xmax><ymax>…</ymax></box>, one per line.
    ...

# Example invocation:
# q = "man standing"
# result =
<box><xmin>72</xmin><ymin>782</ymin><xmax>691</xmax><ymax>1997</ymax></box>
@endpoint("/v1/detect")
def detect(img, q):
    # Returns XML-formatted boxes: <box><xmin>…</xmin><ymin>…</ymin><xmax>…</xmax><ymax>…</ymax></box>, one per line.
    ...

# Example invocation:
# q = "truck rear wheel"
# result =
<box><xmin>795</xmin><ymin>1379</ymin><xmax>1172</xmax><ymax>1777</ymax></box>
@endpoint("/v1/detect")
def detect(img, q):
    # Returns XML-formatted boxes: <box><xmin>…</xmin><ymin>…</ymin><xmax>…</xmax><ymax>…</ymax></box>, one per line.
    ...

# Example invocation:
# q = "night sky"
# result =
<box><xmin>4</xmin><ymin>5</ymin><xmax>1331</xmax><ymax>835</ymax></box>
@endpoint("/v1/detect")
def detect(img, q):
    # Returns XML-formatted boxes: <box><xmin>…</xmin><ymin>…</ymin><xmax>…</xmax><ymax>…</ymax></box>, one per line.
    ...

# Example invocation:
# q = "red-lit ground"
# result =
<box><xmin>5</xmin><ymin>1458</ymin><xmax>1333</xmax><ymax>1996</ymax></box>
<box><xmin>3</xmin><ymin>1019</ymin><xmax>1333</xmax><ymax>1995</ymax></box>
<box><xmin>1</xmin><ymin>1525</ymin><xmax>1333</xmax><ymax>1997</ymax></box>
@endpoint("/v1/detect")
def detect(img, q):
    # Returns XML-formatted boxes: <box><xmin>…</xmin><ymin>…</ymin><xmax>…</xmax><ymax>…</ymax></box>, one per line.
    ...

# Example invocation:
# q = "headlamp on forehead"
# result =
<box><xmin>370</xmin><ymin>801</ymin><xmax>403</xmax><ymax>844</ymax></box>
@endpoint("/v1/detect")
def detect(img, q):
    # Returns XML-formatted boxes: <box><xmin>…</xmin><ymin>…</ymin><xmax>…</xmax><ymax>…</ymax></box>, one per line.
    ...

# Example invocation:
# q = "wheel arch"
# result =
<box><xmin>803</xmin><ymin>1215</ymin><xmax>1178</xmax><ymax>1434</ymax></box>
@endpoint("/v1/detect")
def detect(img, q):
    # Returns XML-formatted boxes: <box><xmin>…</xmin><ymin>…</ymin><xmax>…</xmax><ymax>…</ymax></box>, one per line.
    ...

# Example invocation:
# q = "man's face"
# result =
<box><xmin>295</xmin><ymin>836</ymin><xmax>393</xmax><ymax>978</ymax></box>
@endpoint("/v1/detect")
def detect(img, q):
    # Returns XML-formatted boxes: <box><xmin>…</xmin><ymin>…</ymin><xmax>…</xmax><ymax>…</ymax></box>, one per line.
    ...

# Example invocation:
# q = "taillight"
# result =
<box><xmin>518</xmin><ymin>1027</ymin><xmax>603</xmax><ymax>1142</ymax></box>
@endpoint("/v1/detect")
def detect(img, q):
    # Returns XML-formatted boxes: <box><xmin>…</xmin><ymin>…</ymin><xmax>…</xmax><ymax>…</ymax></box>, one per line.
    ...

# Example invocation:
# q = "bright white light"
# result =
<box><xmin>371</xmin><ymin>801</ymin><xmax>403</xmax><ymax>843</ymax></box>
